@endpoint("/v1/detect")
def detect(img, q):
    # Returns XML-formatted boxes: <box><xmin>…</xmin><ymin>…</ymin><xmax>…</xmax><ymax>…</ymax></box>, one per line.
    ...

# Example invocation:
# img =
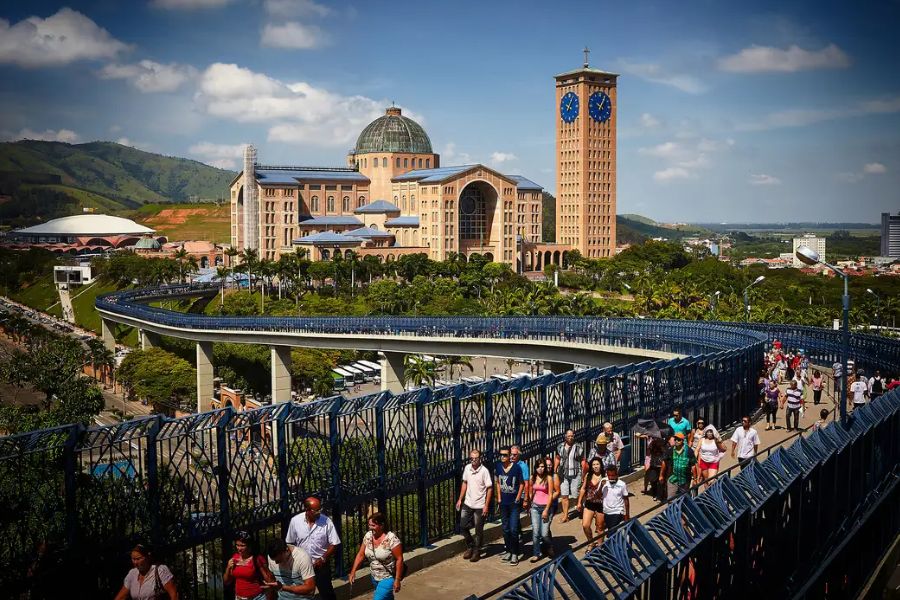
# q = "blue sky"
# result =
<box><xmin>1</xmin><ymin>0</ymin><xmax>898</xmax><ymax>222</ymax></box>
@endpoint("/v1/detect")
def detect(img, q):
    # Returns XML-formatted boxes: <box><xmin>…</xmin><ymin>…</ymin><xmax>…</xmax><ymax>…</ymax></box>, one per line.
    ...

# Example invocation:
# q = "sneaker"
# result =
<box><xmin>530</xmin><ymin>556</ymin><xmax>541</xmax><ymax>563</ymax></box>
<box><xmin>463</xmin><ymin>548</ymin><xmax>474</xmax><ymax>560</ymax></box>
<box><xmin>510</xmin><ymin>556</ymin><xmax>519</xmax><ymax>566</ymax></box>
<box><xmin>500</xmin><ymin>552</ymin><xmax>511</xmax><ymax>562</ymax></box>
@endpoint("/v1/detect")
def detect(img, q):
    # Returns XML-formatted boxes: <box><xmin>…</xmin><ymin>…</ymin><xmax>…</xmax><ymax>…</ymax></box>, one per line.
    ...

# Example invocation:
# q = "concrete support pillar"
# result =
<box><xmin>381</xmin><ymin>352</ymin><xmax>406</xmax><ymax>394</ymax></box>
<box><xmin>139</xmin><ymin>329</ymin><xmax>160</xmax><ymax>350</ymax></box>
<box><xmin>196</xmin><ymin>341</ymin><xmax>214</xmax><ymax>413</ymax></box>
<box><xmin>270</xmin><ymin>345</ymin><xmax>292</xmax><ymax>404</ymax></box>
<box><xmin>101</xmin><ymin>318</ymin><xmax>116</xmax><ymax>353</ymax></box>
<box><xmin>545</xmin><ymin>361</ymin><xmax>572</xmax><ymax>375</ymax></box>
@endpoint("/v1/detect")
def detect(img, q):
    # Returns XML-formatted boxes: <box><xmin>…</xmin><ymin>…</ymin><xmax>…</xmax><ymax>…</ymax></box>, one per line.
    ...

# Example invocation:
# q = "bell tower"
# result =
<box><xmin>555</xmin><ymin>50</ymin><xmax>618</xmax><ymax>259</ymax></box>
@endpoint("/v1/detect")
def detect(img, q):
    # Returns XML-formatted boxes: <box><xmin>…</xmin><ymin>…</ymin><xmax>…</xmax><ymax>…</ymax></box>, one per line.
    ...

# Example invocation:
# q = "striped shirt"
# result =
<box><xmin>785</xmin><ymin>388</ymin><xmax>803</xmax><ymax>409</ymax></box>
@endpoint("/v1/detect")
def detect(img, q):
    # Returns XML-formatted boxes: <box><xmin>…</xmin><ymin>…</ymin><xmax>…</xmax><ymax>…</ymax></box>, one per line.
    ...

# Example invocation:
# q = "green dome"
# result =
<box><xmin>133</xmin><ymin>237</ymin><xmax>161</xmax><ymax>249</ymax></box>
<box><xmin>354</xmin><ymin>107</ymin><xmax>432</xmax><ymax>155</ymax></box>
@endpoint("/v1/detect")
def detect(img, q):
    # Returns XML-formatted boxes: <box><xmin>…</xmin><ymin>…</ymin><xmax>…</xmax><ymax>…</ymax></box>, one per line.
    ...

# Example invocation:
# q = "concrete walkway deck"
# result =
<box><xmin>348</xmin><ymin>384</ymin><xmax>836</xmax><ymax>600</ymax></box>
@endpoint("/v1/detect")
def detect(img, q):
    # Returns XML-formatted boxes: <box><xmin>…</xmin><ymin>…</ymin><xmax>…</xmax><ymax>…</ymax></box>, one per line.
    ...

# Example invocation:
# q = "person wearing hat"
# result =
<box><xmin>659</xmin><ymin>432</ymin><xmax>696</xmax><ymax>500</ymax></box>
<box><xmin>585</xmin><ymin>433</ymin><xmax>618</xmax><ymax>475</ymax></box>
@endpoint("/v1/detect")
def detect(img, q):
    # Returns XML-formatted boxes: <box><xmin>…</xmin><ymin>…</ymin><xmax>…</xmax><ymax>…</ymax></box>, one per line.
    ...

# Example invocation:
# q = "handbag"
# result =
<box><xmin>369</xmin><ymin>532</ymin><xmax>409</xmax><ymax>580</ymax></box>
<box><xmin>152</xmin><ymin>565</ymin><xmax>167</xmax><ymax>600</ymax></box>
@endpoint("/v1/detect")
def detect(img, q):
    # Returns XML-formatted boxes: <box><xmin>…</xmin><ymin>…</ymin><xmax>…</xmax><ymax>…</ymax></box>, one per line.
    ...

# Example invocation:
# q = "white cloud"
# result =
<box><xmin>99</xmin><ymin>60</ymin><xmax>198</xmax><ymax>93</ymax></box>
<box><xmin>737</xmin><ymin>95</ymin><xmax>900</xmax><ymax>131</ymax></box>
<box><xmin>261</xmin><ymin>22</ymin><xmax>328</xmax><ymax>49</ymax></box>
<box><xmin>490</xmin><ymin>152</ymin><xmax>517</xmax><ymax>164</ymax></box>
<box><xmin>617</xmin><ymin>60</ymin><xmax>706</xmax><ymax>94</ymax></box>
<box><xmin>837</xmin><ymin>162</ymin><xmax>888</xmax><ymax>183</ymax></box>
<box><xmin>188</xmin><ymin>141</ymin><xmax>246</xmax><ymax>169</ymax></box>
<box><xmin>195</xmin><ymin>63</ymin><xmax>408</xmax><ymax>147</ymax></box>
<box><xmin>0</xmin><ymin>8</ymin><xmax>129</xmax><ymax>68</ymax></box>
<box><xmin>718</xmin><ymin>44</ymin><xmax>850</xmax><ymax>73</ymax></box>
<box><xmin>442</xmin><ymin>143</ymin><xmax>474</xmax><ymax>165</ymax></box>
<box><xmin>639</xmin><ymin>113</ymin><xmax>661</xmax><ymax>129</ymax></box>
<box><xmin>264</xmin><ymin>0</ymin><xmax>332</xmax><ymax>17</ymax></box>
<box><xmin>116</xmin><ymin>137</ymin><xmax>132</xmax><ymax>146</ymax></box>
<box><xmin>6</xmin><ymin>128</ymin><xmax>80</xmax><ymax>143</ymax></box>
<box><xmin>653</xmin><ymin>167</ymin><xmax>692</xmax><ymax>181</ymax></box>
<box><xmin>640</xmin><ymin>138</ymin><xmax>732</xmax><ymax>183</ymax></box>
<box><xmin>150</xmin><ymin>0</ymin><xmax>234</xmax><ymax>9</ymax></box>
<box><xmin>749</xmin><ymin>174</ymin><xmax>781</xmax><ymax>186</ymax></box>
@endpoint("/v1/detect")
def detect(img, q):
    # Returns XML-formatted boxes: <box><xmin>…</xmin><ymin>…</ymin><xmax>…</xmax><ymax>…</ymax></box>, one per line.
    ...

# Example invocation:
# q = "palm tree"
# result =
<box><xmin>441</xmin><ymin>355</ymin><xmax>473</xmax><ymax>381</ymax></box>
<box><xmin>172</xmin><ymin>247</ymin><xmax>192</xmax><ymax>283</ymax></box>
<box><xmin>402</xmin><ymin>355</ymin><xmax>436</xmax><ymax>389</ymax></box>
<box><xmin>85</xmin><ymin>337</ymin><xmax>115</xmax><ymax>387</ymax></box>
<box><xmin>216</xmin><ymin>265</ymin><xmax>229</xmax><ymax>307</ymax></box>
<box><xmin>258</xmin><ymin>258</ymin><xmax>277</xmax><ymax>312</ymax></box>
<box><xmin>239</xmin><ymin>248</ymin><xmax>259</xmax><ymax>292</ymax></box>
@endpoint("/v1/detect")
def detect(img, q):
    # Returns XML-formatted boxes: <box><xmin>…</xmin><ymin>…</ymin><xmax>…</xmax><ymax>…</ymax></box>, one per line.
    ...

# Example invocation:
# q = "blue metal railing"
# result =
<box><xmin>0</xmin><ymin>284</ymin><xmax>897</xmax><ymax>598</ymax></box>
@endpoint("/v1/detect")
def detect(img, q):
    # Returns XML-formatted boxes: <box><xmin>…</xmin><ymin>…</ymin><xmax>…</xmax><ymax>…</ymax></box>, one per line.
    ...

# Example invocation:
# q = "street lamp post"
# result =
<box><xmin>743</xmin><ymin>276</ymin><xmax>765</xmax><ymax>322</ymax></box>
<box><xmin>867</xmin><ymin>288</ymin><xmax>881</xmax><ymax>330</ymax></box>
<box><xmin>710</xmin><ymin>290</ymin><xmax>721</xmax><ymax>318</ymax></box>
<box><xmin>796</xmin><ymin>245</ymin><xmax>849</xmax><ymax>422</ymax></box>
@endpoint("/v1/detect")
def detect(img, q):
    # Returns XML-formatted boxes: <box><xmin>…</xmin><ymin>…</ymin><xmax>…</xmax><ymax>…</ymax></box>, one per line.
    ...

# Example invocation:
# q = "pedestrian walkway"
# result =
<box><xmin>351</xmin><ymin>384</ymin><xmax>835</xmax><ymax>600</ymax></box>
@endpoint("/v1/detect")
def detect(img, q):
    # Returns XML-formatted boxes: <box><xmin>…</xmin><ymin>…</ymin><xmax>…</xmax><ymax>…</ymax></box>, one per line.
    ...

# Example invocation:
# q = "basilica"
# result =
<box><xmin>231</xmin><ymin>107</ymin><xmax>566</xmax><ymax>271</ymax></box>
<box><xmin>231</xmin><ymin>60</ymin><xmax>617</xmax><ymax>270</ymax></box>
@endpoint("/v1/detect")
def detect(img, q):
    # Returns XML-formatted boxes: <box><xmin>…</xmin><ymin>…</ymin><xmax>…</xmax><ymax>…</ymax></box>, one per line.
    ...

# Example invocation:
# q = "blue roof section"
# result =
<box><xmin>508</xmin><ymin>175</ymin><xmax>543</xmax><ymax>191</ymax></box>
<box><xmin>354</xmin><ymin>199</ymin><xmax>400</xmax><ymax>214</ymax></box>
<box><xmin>384</xmin><ymin>216</ymin><xmax>420</xmax><ymax>227</ymax></box>
<box><xmin>347</xmin><ymin>226</ymin><xmax>394</xmax><ymax>238</ymax></box>
<box><xmin>256</xmin><ymin>168</ymin><xmax>370</xmax><ymax>184</ymax></box>
<box><xmin>393</xmin><ymin>164</ymin><xmax>479</xmax><ymax>183</ymax></box>
<box><xmin>293</xmin><ymin>231</ymin><xmax>364</xmax><ymax>245</ymax></box>
<box><xmin>298</xmin><ymin>215</ymin><xmax>363</xmax><ymax>226</ymax></box>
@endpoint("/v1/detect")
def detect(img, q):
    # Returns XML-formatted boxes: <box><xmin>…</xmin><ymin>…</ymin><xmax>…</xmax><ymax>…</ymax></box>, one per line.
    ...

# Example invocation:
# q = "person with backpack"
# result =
<box><xmin>869</xmin><ymin>370</ymin><xmax>885</xmax><ymax>401</ymax></box>
<box><xmin>348</xmin><ymin>513</ymin><xmax>405</xmax><ymax>600</ymax></box>
<box><xmin>223</xmin><ymin>531</ymin><xmax>276</xmax><ymax>600</ymax></box>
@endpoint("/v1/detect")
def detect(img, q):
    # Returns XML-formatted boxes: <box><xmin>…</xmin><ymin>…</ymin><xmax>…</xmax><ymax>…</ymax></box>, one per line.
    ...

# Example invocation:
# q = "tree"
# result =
<box><xmin>308</xmin><ymin>261</ymin><xmax>332</xmax><ymax>289</ymax></box>
<box><xmin>402</xmin><ymin>355</ymin><xmax>436</xmax><ymax>389</ymax></box>
<box><xmin>441</xmin><ymin>355</ymin><xmax>473</xmax><ymax>380</ymax></box>
<box><xmin>117</xmin><ymin>348</ymin><xmax>196</xmax><ymax>413</ymax></box>
<box><xmin>239</xmin><ymin>248</ymin><xmax>259</xmax><ymax>291</ymax></box>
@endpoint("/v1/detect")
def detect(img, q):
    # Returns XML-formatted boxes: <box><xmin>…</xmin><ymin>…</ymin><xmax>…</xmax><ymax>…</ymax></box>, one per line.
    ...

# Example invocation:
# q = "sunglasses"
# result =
<box><xmin>500</xmin><ymin>453</ymin><xmax>510</xmax><ymax>457</ymax></box>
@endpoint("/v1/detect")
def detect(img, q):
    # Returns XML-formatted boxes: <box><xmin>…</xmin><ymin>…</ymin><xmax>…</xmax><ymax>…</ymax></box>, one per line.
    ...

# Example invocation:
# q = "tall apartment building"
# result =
<box><xmin>881</xmin><ymin>212</ymin><xmax>900</xmax><ymax>258</ymax></box>
<box><xmin>792</xmin><ymin>234</ymin><xmax>826</xmax><ymax>268</ymax></box>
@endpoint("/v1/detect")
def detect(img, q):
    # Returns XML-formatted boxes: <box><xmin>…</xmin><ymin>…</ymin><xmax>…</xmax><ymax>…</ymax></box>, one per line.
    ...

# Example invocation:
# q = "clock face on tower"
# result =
<box><xmin>589</xmin><ymin>91</ymin><xmax>612</xmax><ymax>123</ymax></box>
<box><xmin>560</xmin><ymin>91</ymin><xmax>579</xmax><ymax>123</ymax></box>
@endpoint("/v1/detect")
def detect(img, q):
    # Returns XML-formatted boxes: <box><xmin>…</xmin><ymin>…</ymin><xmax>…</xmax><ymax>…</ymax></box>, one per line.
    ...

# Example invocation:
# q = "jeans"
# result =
<box><xmin>786</xmin><ymin>407</ymin><xmax>800</xmax><ymax>430</ymax></box>
<box><xmin>460</xmin><ymin>504</ymin><xmax>486</xmax><ymax>549</ymax></box>
<box><xmin>530</xmin><ymin>503</ymin><xmax>552</xmax><ymax>557</ymax></box>
<box><xmin>499</xmin><ymin>503</ymin><xmax>521</xmax><ymax>555</ymax></box>
<box><xmin>372</xmin><ymin>576</ymin><xmax>395</xmax><ymax>600</ymax></box>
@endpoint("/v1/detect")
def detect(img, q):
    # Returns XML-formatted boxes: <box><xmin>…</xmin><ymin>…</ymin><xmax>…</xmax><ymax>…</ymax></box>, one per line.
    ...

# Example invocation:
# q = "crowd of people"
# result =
<box><xmin>111</xmin><ymin>342</ymin><xmax>900</xmax><ymax>597</ymax></box>
<box><xmin>114</xmin><ymin>497</ymin><xmax>404</xmax><ymax>600</ymax></box>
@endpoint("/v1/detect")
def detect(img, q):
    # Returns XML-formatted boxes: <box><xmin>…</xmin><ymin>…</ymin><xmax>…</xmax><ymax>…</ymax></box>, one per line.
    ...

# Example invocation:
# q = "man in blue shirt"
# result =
<box><xmin>667</xmin><ymin>407</ymin><xmax>693</xmax><ymax>447</ymax></box>
<box><xmin>494</xmin><ymin>447</ymin><xmax>525</xmax><ymax>566</ymax></box>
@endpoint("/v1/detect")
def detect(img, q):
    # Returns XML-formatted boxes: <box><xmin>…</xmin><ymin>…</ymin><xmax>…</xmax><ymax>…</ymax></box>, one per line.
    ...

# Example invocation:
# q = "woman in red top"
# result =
<box><xmin>223</xmin><ymin>531</ymin><xmax>276</xmax><ymax>600</ymax></box>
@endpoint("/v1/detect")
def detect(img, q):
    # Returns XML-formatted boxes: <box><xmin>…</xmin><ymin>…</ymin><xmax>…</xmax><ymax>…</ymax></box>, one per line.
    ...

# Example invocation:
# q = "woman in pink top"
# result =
<box><xmin>811</xmin><ymin>370</ymin><xmax>824</xmax><ymax>405</ymax></box>
<box><xmin>528</xmin><ymin>461</ymin><xmax>559</xmax><ymax>562</ymax></box>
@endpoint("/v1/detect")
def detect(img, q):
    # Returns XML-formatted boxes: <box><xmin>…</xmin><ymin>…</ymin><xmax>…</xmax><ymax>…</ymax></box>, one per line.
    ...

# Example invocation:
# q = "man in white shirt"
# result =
<box><xmin>600</xmin><ymin>466</ymin><xmax>629</xmax><ymax>539</ymax></box>
<box><xmin>266</xmin><ymin>539</ymin><xmax>317</xmax><ymax>600</ymax></box>
<box><xmin>455</xmin><ymin>449</ymin><xmax>493</xmax><ymax>562</ymax></box>
<box><xmin>285</xmin><ymin>497</ymin><xmax>341</xmax><ymax>600</ymax></box>
<box><xmin>730</xmin><ymin>416</ymin><xmax>760</xmax><ymax>468</ymax></box>
<box><xmin>602</xmin><ymin>422</ymin><xmax>625</xmax><ymax>464</ymax></box>
<box><xmin>850</xmin><ymin>372</ymin><xmax>869</xmax><ymax>411</ymax></box>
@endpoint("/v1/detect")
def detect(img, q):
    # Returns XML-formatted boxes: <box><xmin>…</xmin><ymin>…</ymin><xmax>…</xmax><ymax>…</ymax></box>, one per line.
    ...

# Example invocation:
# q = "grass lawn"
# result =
<box><xmin>10</xmin><ymin>274</ymin><xmax>58</xmax><ymax>310</ymax></box>
<box><xmin>131</xmin><ymin>203</ymin><xmax>230</xmax><ymax>243</ymax></box>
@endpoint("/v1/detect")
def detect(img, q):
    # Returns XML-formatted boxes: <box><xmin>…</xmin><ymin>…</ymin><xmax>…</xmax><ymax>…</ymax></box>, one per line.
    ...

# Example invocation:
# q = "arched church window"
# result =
<box><xmin>327</xmin><ymin>196</ymin><xmax>335</xmax><ymax>212</ymax></box>
<box><xmin>396</xmin><ymin>157</ymin><xmax>401</xmax><ymax>167</ymax></box>
<box><xmin>311</xmin><ymin>196</ymin><xmax>319</xmax><ymax>212</ymax></box>
<box><xmin>342</xmin><ymin>196</ymin><xmax>350</xmax><ymax>211</ymax></box>
<box><xmin>404</xmin><ymin>158</ymin><xmax>409</xmax><ymax>168</ymax></box>
<box><xmin>426</xmin><ymin>159</ymin><xmax>430</xmax><ymax>168</ymax></box>
<box><xmin>382</xmin><ymin>157</ymin><xmax>387</xmax><ymax>167</ymax></box>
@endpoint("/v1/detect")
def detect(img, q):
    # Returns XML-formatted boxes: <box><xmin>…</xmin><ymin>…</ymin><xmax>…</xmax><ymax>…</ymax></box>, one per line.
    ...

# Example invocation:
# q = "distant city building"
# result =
<box><xmin>792</xmin><ymin>234</ymin><xmax>826</xmax><ymax>268</ymax></box>
<box><xmin>882</xmin><ymin>212</ymin><xmax>900</xmax><ymax>258</ymax></box>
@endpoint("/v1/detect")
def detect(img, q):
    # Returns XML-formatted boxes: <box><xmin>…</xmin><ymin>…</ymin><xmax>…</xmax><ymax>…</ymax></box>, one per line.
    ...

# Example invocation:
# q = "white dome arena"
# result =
<box><xmin>13</xmin><ymin>214</ymin><xmax>155</xmax><ymax>236</ymax></box>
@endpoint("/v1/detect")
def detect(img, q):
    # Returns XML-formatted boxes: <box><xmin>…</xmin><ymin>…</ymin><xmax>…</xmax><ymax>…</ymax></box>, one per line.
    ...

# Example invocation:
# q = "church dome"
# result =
<box><xmin>353</xmin><ymin>107</ymin><xmax>432</xmax><ymax>154</ymax></box>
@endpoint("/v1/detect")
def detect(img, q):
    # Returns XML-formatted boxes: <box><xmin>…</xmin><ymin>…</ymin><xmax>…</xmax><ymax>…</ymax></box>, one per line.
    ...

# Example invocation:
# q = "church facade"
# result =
<box><xmin>231</xmin><ymin>59</ymin><xmax>615</xmax><ymax>270</ymax></box>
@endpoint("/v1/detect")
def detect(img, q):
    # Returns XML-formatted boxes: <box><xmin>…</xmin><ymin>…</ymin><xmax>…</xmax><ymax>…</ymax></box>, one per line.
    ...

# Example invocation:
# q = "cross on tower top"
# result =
<box><xmin>583</xmin><ymin>46</ymin><xmax>590</xmax><ymax>68</ymax></box>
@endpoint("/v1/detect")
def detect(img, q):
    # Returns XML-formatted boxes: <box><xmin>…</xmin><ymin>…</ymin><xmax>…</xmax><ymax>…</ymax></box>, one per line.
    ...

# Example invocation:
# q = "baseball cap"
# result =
<box><xmin>674</xmin><ymin>432</ymin><xmax>686</xmax><ymax>440</ymax></box>
<box><xmin>595</xmin><ymin>433</ymin><xmax>608</xmax><ymax>444</ymax></box>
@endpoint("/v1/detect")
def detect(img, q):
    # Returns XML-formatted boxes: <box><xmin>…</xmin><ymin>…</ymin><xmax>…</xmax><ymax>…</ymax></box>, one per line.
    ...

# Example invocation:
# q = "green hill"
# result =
<box><xmin>617</xmin><ymin>215</ymin><xmax>713</xmax><ymax>245</ymax></box>
<box><xmin>0</xmin><ymin>140</ymin><xmax>236</xmax><ymax>220</ymax></box>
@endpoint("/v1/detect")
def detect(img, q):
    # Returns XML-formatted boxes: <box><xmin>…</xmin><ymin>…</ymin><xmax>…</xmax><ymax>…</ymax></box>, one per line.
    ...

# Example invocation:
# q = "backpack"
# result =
<box><xmin>872</xmin><ymin>377</ymin><xmax>883</xmax><ymax>394</ymax></box>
